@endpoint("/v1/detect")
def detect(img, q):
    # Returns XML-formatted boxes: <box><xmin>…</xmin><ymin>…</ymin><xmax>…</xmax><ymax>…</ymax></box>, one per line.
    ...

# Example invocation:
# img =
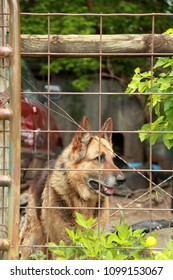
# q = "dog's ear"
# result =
<box><xmin>72</xmin><ymin>116</ymin><xmax>92</xmax><ymax>151</ymax></box>
<box><xmin>99</xmin><ymin>118</ymin><xmax>113</xmax><ymax>143</ymax></box>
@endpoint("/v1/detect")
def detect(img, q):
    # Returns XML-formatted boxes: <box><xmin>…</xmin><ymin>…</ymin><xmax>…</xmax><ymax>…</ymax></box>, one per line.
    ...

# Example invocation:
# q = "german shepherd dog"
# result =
<box><xmin>20</xmin><ymin>116</ymin><xmax>125</xmax><ymax>259</ymax></box>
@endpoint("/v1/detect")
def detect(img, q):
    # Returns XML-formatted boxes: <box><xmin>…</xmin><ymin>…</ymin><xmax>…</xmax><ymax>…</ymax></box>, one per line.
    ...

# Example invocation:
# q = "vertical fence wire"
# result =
<box><xmin>148</xmin><ymin>14</ymin><xmax>155</xmax><ymax>228</ymax></box>
<box><xmin>97</xmin><ymin>14</ymin><xmax>103</xmax><ymax>235</ymax></box>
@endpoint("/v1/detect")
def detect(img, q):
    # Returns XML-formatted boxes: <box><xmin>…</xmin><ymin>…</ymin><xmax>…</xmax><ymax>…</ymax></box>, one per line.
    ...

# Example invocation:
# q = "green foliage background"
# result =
<box><xmin>19</xmin><ymin>0</ymin><xmax>173</xmax><ymax>91</ymax></box>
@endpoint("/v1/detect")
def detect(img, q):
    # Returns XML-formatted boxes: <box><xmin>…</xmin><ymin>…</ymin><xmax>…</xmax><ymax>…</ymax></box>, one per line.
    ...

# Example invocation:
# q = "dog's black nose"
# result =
<box><xmin>116</xmin><ymin>174</ymin><xmax>126</xmax><ymax>184</ymax></box>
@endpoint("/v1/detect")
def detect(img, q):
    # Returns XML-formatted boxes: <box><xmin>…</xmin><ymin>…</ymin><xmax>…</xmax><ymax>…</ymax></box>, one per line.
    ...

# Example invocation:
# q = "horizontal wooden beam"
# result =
<box><xmin>21</xmin><ymin>34</ymin><xmax>173</xmax><ymax>57</ymax></box>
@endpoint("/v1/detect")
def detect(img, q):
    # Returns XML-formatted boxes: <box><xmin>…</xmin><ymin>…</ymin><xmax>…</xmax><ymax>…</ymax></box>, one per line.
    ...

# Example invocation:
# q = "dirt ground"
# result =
<box><xmin>106</xmin><ymin>185</ymin><xmax>173</xmax><ymax>230</ymax></box>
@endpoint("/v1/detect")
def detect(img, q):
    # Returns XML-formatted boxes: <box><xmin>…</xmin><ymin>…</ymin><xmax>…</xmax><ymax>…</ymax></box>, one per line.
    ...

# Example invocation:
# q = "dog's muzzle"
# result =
<box><xmin>88</xmin><ymin>174</ymin><xmax>126</xmax><ymax>196</ymax></box>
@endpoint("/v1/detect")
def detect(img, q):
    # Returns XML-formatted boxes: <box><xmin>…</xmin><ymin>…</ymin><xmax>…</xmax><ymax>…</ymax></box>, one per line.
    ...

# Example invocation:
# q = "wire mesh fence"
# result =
<box><xmin>1</xmin><ymin>4</ymin><xmax>173</xmax><ymax>259</ymax></box>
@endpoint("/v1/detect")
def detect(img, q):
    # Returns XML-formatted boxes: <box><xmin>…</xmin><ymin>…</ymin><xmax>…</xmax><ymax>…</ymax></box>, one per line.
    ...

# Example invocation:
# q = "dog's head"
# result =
<box><xmin>70</xmin><ymin>116</ymin><xmax>125</xmax><ymax>197</ymax></box>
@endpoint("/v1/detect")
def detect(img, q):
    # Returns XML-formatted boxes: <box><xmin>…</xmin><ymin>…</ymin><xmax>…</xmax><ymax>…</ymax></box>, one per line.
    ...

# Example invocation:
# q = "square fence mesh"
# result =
<box><xmin>1</xmin><ymin>5</ymin><xmax>173</xmax><ymax>259</ymax></box>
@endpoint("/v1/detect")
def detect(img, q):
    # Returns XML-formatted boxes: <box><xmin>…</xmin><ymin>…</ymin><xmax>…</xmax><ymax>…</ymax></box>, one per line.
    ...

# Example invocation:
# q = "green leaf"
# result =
<box><xmin>66</xmin><ymin>228</ymin><xmax>76</xmax><ymax>239</ymax></box>
<box><xmin>65</xmin><ymin>248</ymin><xmax>76</xmax><ymax>259</ymax></box>
<box><xmin>163</xmin><ymin>134</ymin><xmax>173</xmax><ymax>149</ymax></box>
<box><xmin>153</xmin><ymin>57</ymin><xmax>170</xmax><ymax>69</ymax></box>
<box><xmin>135</xmin><ymin>67</ymin><xmax>140</xmax><ymax>74</ymax></box>
<box><xmin>163</xmin><ymin>60</ymin><xmax>173</xmax><ymax>68</ymax></box>
<box><xmin>133</xmin><ymin>228</ymin><xmax>145</xmax><ymax>237</ymax></box>
<box><xmin>164</xmin><ymin>28</ymin><xmax>173</xmax><ymax>34</ymax></box>
<box><xmin>105</xmin><ymin>250</ymin><xmax>114</xmax><ymax>260</ymax></box>
<box><xmin>116</xmin><ymin>222</ymin><xmax>129</xmax><ymax>241</ymax></box>
<box><xmin>152</xmin><ymin>94</ymin><xmax>161</xmax><ymax>107</ymax></box>
<box><xmin>138</xmin><ymin>116</ymin><xmax>164</xmax><ymax>144</ymax></box>
<box><xmin>86</xmin><ymin>217</ymin><xmax>97</xmax><ymax>227</ymax></box>
<box><xmin>138</xmin><ymin>81</ymin><xmax>147</xmax><ymax>92</ymax></box>
<box><xmin>107</xmin><ymin>232</ymin><xmax>122</xmax><ymax>245</ymax></box>
<box><xmin>152</xmin><ymin>116</ymin><xmax>164</xmax><ymax>129</ymax></box>
<box><xmin>75</xmin><ymin>212</ymin><xmax>88</xmax><ymax>228</ymax></box>
<box><xmin>138</xmin><ymin>123</ymin><xmax>150</xmax><ymax>142</ymax></box>
<box><xmin>115</xmin><ymin>253</ymin><xmax>129</xmax><ymax>260</ymax></box>
<box><xmin>164</xmin><ymin>97</ymin><xmax>173</xmax><ymax>112</ymax></box>
<box><xmin>48</xmin><ymin>242</ymin><xmax>65</xmax><ymax>256</ymax></box>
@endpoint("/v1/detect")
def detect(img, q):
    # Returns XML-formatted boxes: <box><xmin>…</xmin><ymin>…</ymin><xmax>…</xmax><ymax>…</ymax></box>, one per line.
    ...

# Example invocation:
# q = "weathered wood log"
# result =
<box><xmin>21</xmin><ymin>34</ymin><xmax>173</xmax><ymax>57</ymax></box>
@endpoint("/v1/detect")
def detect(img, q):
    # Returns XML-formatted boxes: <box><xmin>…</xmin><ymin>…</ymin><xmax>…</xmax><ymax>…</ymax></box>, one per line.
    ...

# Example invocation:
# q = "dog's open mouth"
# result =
<box><xmin>89</xmin><ymin>180</ymin><xmax>115</xmax><ymax>196</ymax></box>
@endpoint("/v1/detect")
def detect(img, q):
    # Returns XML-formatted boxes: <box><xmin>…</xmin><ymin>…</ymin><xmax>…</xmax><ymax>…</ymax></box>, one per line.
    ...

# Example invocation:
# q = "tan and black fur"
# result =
<box><xmin>20</xmin><ymin>116</ymin><xmax>125</xmax><ymax>259</ymax></box>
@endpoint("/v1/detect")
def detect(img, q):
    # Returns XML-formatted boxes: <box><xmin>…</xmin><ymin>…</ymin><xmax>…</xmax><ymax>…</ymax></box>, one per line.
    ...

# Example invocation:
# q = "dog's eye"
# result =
<box><xmin>95</xmin><ymin>153</ymin><xmax>106</xmax><ymax>163</ymax></box>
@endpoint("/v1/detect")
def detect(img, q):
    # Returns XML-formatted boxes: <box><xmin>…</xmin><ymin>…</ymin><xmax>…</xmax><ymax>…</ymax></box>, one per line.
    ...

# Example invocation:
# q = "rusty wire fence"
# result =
<box><xmin>0</xmin><ymin>0</ymin><xmax>21</xmax><ymax>259</ymax></box>
<box><xmin>1</xmin><ymin>1</ymin><xmax>173</xmax><ymax>259</ymax></box>
<box><xmin>19</xmin><ymin>11</ymin><xmax>173</xmax><ymax>259</ymax></box>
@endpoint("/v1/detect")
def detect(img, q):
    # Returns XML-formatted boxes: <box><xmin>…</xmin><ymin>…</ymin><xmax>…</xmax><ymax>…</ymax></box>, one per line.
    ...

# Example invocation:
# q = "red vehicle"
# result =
<box><xmin>21</xmin><ymin>62</ymin><xmax>63</xmax><ymax>181</ymax></box>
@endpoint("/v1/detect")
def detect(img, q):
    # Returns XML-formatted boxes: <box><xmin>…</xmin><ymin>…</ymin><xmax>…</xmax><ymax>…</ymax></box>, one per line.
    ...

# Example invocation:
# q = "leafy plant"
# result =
<box><xmin>126</xmin><ymin>28</ymin><xmax>173</xmax><ymax>149</ymax></box>
<box><xmin>29</xmin><ymin>250</ymin><xmax>46</xmax><ymax>260</ymax></box>
<box><xmin>153</xmin><ymin>240</ymin><xmax>173</xmax><ymax>260</ymax></box>
<box><xmin>47</xmin><ymin>212</ymin><xmax>173</xmax><ymax>260</ymax></box>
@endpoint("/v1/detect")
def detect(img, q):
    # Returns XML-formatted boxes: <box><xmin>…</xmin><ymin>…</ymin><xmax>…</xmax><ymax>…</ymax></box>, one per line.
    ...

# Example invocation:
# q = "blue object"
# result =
<box><xmin>127</xmin><ymin>162</ymin><xmax>161</xmax><ymax>170</ymax></box>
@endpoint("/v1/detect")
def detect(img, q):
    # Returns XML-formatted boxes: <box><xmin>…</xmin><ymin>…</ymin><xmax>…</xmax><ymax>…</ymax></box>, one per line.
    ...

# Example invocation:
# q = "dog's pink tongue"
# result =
<box><xmin>103</xmin><ymin>186</ymin><xmax>114</xmax><ymax>195</ymax></box>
